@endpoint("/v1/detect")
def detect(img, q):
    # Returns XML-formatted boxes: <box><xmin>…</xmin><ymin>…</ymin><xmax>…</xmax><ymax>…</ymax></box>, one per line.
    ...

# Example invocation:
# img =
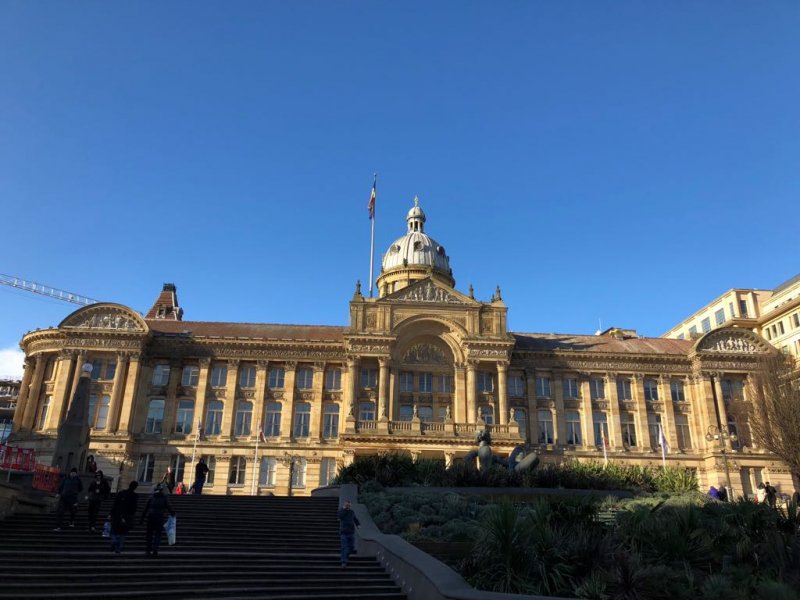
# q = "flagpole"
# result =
<box><xmin>368</xmin><ymin>173</ymin><xmax>376</xmax><ymax>298</ymax></box>
<box><xmin>659</xmin><ymin>424</ymin><xmax>667</xmax><ymax>469</ymax></box>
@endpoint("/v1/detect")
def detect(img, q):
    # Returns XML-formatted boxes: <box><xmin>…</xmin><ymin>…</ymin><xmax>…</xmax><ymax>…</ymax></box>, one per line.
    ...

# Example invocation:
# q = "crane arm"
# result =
<box><xmin>0</xmin><ymin>273</ymin><xmax>98</xmax><ymax>306</ymax></box>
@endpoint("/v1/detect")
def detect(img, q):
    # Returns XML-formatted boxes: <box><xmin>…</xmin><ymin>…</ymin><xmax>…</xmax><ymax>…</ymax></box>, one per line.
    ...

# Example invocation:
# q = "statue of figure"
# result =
<box><xmin>468</xmin><ymin>284</ymin><xmax>474</xmax><ymax>299</ymax></box>
<box><xmin>445</xmin><ymin>405</ymin><xmax>452</xmax><ymax>421</ymax></box>
<box><xmin>462</xmin><ymin>428</ymin><xmax>540</xmax><ymax>474</ymax></box>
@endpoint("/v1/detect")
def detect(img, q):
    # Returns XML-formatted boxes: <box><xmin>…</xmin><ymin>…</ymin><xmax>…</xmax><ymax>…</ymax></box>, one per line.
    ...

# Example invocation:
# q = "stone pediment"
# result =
<box><xmin>384</xmin><ymin>279</ymin><xmax>474</xmax><ymax>305</ymax></box>
<box><xmin>694</xmin><ymin>328</ymin><xmax>773</xmax><ymax>355</ymax></box>
<box><xmin>59</xmin><ymin>303</ymin><xmax>148</xmax><ymax>333</ymax></box>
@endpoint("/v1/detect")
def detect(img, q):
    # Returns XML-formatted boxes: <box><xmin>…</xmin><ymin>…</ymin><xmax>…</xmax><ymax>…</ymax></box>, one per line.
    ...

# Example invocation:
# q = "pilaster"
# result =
<box><xmin>453</xmin><ymin>363</ymin><xmax>466</xmax><ymax>424</ymax></box>
<box><xmin>631</xmin><ymin>374</ymin><xmax>650</xmax><ymax>449</ymax></box>
<box><xmin>220</xmin><ymin>359</ymin><xmax>240</xmax><ymax>439</ymax></box>
<box><xmin>496</xmin><ymin>361</ymin><xmax>508</xmax><ymax>425</ymax></box>
<box><xmin>47</xmin><ymin>351</ymin><xmax>76</xmax><ymax>431</ymax></box>
<box><xmin>116</xmin><ymin>353</ymin><xmax>142</xmax><ymax>434</ymax></box>
<box><xmin>13</xmin><ymin>357</ymin><xmax>35</xmax><ymax>432</ymax></box>
<box><xmin>252</xmin><ymin>360</ymin><xmax>268</xmax><ymax>438</ymax></box>
<box><xmin>193</xmin><ymin>358</ymin><xmax>211</xmax><ymax>435</ymax></box>
<box><xmin>310</xmin><ymin>362</ymin><xmax>325</xmax><ymax>439</ymax></box>
<box><xmin>660</xmin><ymin>375</ymin><xmax>679</xmax><ymax>450</ymax></box>
<box><xmin>21</xmin><ymin>356</ymin><xmax>46</xmax><ymax>431</ymax></box>
<box><xmin>525</xmin><ymin>368</ymin><xmax>538</xmax><ymax>445</ymax></box>
<box><xmin>466</xmin><ymin>361</ymin><xmax>477</xmax><ymax>423</ymax></box>
<box><xmin>579</xmin><ymin>374</ymin><xmax>593</xmax><ymax>450</ymax></box>
<box><xmin>280</xmin><ymin>362</ymin><xmax>297</xmax><ymax>441</ymax></box>
<box><xmin>552</xmin><ymin>371</ymin><xmax>565</xmax><ymax>447</ymax></box>
<box><xmin>161</xmin><ymin>361</ymin><xmax>183</xmax><ymax>436</ymax></box>
<box><xmin>605</xmin><ymin>373</ymin><xmax>624</xmax><ymax>449</ymax></box>
<box><xmin>107</xmin><ymin>353</ymin><xmax>129</xmax><ymax>433</ymax></box>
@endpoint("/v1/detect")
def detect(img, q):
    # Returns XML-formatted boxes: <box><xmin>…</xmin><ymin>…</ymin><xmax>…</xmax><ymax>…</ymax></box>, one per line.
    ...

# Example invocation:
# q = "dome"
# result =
<box><xmin>381</xmin><ymin>197</ymin><xmax>451</xmax><ymax>276</ymax></box>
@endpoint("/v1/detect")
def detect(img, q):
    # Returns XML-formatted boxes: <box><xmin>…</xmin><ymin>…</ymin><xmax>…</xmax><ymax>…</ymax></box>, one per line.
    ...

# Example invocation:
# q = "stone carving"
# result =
<box><xmin>395</xmin><ymin>281</ymin><xmax>465</xmax><ymax>304</ymax></box>
<box><xmin>65</xmin><ymin>310</ymin><xmax>144</xmax><ymax>331</ymax></box>
<box><xmin>349</xmin><ymin>344</ymin><xmax>390</xmax><ymax>354</ymax></box>
<box><xmin>470</xmin><ymin>348</ymin><xmax>509</xmax><ymax>358</ymax></box>
<box><xmin>366</xmin><ymin>313</ymin><xmax>377</xmax><ymax>329</ymax></box>
<box><xmin>402</xmin><ymin>343</ymin><xmax>447</xmax><ymax>365</ymax></box>
<box><xmin>702</xmin><ymin>336</ymin><xmax>759</xmax><ymax>353</ymax></box>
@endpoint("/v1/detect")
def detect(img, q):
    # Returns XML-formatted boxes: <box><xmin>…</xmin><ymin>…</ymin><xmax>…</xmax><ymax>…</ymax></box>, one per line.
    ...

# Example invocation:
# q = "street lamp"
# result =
<box><xmin>281</xmin><ymin>452</ymin><xmax>301</xmax><ymax>497</ymax></box>
<box><xmin>705</xmin><ymin>425</ymin><xmax>738</xmax><ymax>500</ymax></box>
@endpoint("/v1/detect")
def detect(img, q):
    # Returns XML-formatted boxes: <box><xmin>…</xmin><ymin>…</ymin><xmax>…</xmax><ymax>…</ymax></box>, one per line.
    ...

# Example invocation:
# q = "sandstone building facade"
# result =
<box><xmin>10</xmin><ymin>201</ymin><xmax>796</xmax><ymax>498</ymax></box>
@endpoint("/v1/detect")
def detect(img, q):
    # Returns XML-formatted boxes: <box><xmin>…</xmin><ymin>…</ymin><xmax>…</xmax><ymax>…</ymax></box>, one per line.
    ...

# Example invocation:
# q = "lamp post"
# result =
<box><xmin>705</xmin><ymin>425</ymin><xmax>738</xmax><ymax>500</ymax></box>
<box><xmin>282</xmin><ymin>452</ymin><xmax>301</xmax><ymax>497</ymax></box>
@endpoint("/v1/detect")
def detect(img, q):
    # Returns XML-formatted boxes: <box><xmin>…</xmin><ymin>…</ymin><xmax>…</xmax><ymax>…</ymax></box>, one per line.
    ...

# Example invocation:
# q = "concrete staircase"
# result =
<box><xmin>0</xmin><ymin>494</ymin><xmax>406</xmax><ymax>600</ymax></box>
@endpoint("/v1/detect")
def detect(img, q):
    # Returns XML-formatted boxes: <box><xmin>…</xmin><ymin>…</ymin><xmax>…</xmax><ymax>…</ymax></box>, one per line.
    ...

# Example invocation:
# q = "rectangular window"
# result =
<box><xmin>238</xmin><ymin>366</ymin><xmax>256</xmax><ymax>388</ymax></box>
<box><xmin>477</xmin><ymin>372</ymin><xmax>494</xmax><ymax>393</ymax></box>
<box><xmin>590</xmin><ymin>378</ymin><xmax>605</xmax><ymax>400</ymax></box>
<box><xmin>670</xmin><ymin>380</ymin><xmax>685</xmax><ymax>402</ymax></box>
<box><xmin>322</xmin><ymin>404</ymin><xmax>339</xmax><ymax>439</ymax></box>
<box><xmin>105</xmin><ymin>361</ymin><xmax>117</xmax><ymax>381</ymax></box>
<box><xmin>565</xmin><ymin>411</ymin><xmax>581</xmax><ymax>445</ymax></box>
<box><xmin>36</xmin><ymin>396</ymin><xmax>52</xmax><ymax>431</ymax></box>
<box><xmin>419</xmin><ymin>372</ymin><xmax>433</xmax><ymax>393</ymax></box>
<box><xmin>535</xmin><ymin>377</ymin><xmax>551</xmax><ymax>398</ymax></box>
<box><xmin>643</xmin><ymin>378</ymin><xmax>659</xmax><ymax>401</ymax></box>
<box><xmin>513</xmin><ymin>408</ymin><xmax>527</xmax><ymax>439</ymax></box>
<box><xmin>291</xmin><ymin>459</ymin><xmax>306</xmax><ymax>489</ymax></box>
<box><xmin>359</xmin><ymin>401</ymin><xmax>376</xmax><ymax>422</ymax></box>
<box><xmin>538</xmin><ymin>410</ymin><xmax>554</xmax><ymax>444</ymax></box>
<box><xmin>399</xmin><ymin>405</ymin><xmax>413</xmax><ymax>421</ymax></box>
<box><xmin>793</xmin><ymin>313</ymin><xmax>800</xmax><ymax>329</ymax></box>
<box><xmin>778</xmin><ymin>321</ymin><xmax>785</xmax><ymax>335</ymax></box>
<box><xmin>621</xmin><ymin>413</ymin><xmax>637</xmax><ymax>447</ymax></box>
<box><xmin>210</xmin><ymin>365</ymin><xmax>227</xmax><ymax>387</ymax></box>
<box><xmin>145</xmin><ymin>399</ymin><xmax>165</xmax><ymax>434</ymax></box>
<box><xmin>263</xmin><ymin>402</ymin><xmax>281</xmax><ymax>437</ymax></box>
<box><xmin>234</xmin><ymin>401</ymin><xmax>252</xmax><ymax>437</ymax></box>
<box><xmin>268</xmin><ymin>367</ymin><xmax>285</xmax><ymax>389</ymax></box>
<box><xmin>729</xmin><ymin>301</ymin><xmax>735</xmax><ymax>318</ymax></box>
<box><xmin>136</xmin><ymin>454</ymin><xmax>155</xmax><ymax>483</ymax></box>
<box><xmin>508</xmin><ymin>375</ymin><xmax>525</xmax><ymax>397</ymax></box>
<box><xmin>296</xmin><ymin>367</ymin><xmax>314</xmax><ymax>390</ymax></box>
<box><xmin>228</xmin><ymin>456</ymin><xmax>246</xmax><ymax>485</ymax></box>
<box><xmin>593</xmin><ymin>413</ymin><xmax>609</xmax><ymax>447</ymax></box>
<box><xmin>152</xmin><ymin>364</ymin><xmax>170</xmax><ymax>386</ymax></box>
<box><xmin>399</xmin><ymin>371</ymin><xmax>414</xmax><ymax>393</ymax></box>
<box><xmin>739</xmin><ymin>299</ymin><xmax>748</xmax><ymax>317</ymax></box>
<box><xmin>88</xmin><ymin>394</ymin><xmax>97</xmax><ymax>427</ymax></box>
<box><xmin>715</xmin><ymin>308</ymin><xmax>725</xmax><ymax>326</ymax></box>
<box><xmin>205</xmin><ymin>401</ymin><xmax>223</xmax><ymax>435</ymax></box>
<box><xmin>175</xmin><ymin>399</ymin><xmax>194</xmax><ymax>434</ymax></box>
<box><xmin>293</xmin><ymin>403</ymin><xmax>311</xmax><ymax>437</ymax></box>
<box><xmin>647</xmin><ymin>413</ymin><xmax>662</xmax><ymax>450</ymax></box>
<box><xmin>171</xmin><ymin>454</ymin><xmax>186</xmax><ymax>485</ymax></box>
<box><xmin>320</xmin><ymin>457</ymin><xmax>337</xmax><ymax>487</ymax></box>
<box><xmin>616</xmin><ymin>378</ymin><xmax>632</xmax><ymax>401</ymax></box>
<box><xmin>676</xmin><ymin>333</ymin><xmax>685</xmax><ymax>340</ymax></box>
<box><xmin>259</xmin><ymin>457</ymin><xmax>277</xmax><ymax>486</ymax></box>
<box><xmin>562</xmin><ymin>378</ymin><xmax>579</xmax><ymax>399</ymax></box>
<box><xmin>437</xmin><ymin>374</ymin><xmax>453</xmax><ymax>393</ymax></box>
<box><xmin>675</xmin><ymin>414</ymin><xmax>692</xmax><ymax>450</ymax></box>
<box><xmin>418</xmin><ymin>406</ymin><xmax>433</xmax><ymax>422</ymax></box>
<box><xmin>202</xmin><ymin>456</ymin><xmax>216</xmax><ymax>485</ymax></box>
<box><xmin>480</xmin><ymin>405</ymin><xmax>494</xmax><ymax>425</ymax></box>
<box><xmin>181</xmin><ymin>366</ymin><xmax>199</xmax><ymax>386</ymax></box>
<box><xmin>360</xmin><ymin>368</ymin><xmax>378</xmax><ymax>388</ymax></box>
<box><xmin>324</xmin><ymin>368</ymin><xmax>342</xmax><ymax>390</ymax></box>
<box><xmin>701</xmin><ymin>317</ymin><xmax>711</xmax><ymax>333</ymax></box>
<box><xmin>91</xmin><ymin>360</ymin><xmax>103</xmax><ymax>381</ymax></box>
<box><xmin>94</xmin><ymin>395</ymin><xmax>111</xmax><ymax>430</ymax></box>
<box><xmin>689</xmin><ymin>325</ymin><xmax>698</xmax><ymax>336</ymax></box>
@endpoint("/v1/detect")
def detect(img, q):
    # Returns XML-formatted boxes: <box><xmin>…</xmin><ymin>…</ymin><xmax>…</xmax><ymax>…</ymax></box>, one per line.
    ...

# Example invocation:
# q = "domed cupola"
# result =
<box><xmin>376</xmin><ymin>197</ymin><xmax>455</xmax><ymax>297</ymax></box>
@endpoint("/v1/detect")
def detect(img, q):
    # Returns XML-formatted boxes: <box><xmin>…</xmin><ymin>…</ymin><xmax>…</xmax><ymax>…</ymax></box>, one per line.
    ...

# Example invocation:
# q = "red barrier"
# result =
<box><xmin>0</xmin><ymin>443</ymin><xmax>37</xmax><ymax>472</ymax></box>
<box><xmin>32</xmin><ymin>464</ymin><xmax>61</xmax><ymax>493</ymax></box>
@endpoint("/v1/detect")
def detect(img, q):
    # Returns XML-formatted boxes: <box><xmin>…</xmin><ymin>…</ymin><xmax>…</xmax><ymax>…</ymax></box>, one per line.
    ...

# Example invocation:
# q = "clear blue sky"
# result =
<box><xmin>1</xmin><ymin>2</ymin><xmax>798</xmax><ymax>376</ymax></box>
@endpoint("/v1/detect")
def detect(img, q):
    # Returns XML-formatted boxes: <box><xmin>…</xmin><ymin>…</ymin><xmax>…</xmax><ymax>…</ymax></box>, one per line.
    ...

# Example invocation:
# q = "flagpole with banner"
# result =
<box><xmin>251</xmin><ymin>426</ymin><xmax>262</xmax><ymax>496</ymax></box>
<box><xmin>601</xmin><ymin>427</ymin><xmax>609</xmax><ymax>469</ymax></box>
<box><xmin>658</xmin><ymin>423</ymin><xmax>669</xmax><ymax>469</ymax></box>
<box><xmin>368</xmin><ymin>174</ymin><xmax>377</xmax><ymax>297</ymax></box>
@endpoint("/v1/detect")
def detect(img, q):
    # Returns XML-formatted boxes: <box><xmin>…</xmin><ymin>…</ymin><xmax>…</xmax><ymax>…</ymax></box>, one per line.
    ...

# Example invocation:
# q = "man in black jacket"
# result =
<box><xmin>109</xmin><ymin>481</ymin><xmax>138</xmax><ymax>554</ymax></box>
<box><xmin>193</xmin><ymin>458</ymin><xmax>210</xmax><ymax>495</ymax></box>
<box><xmin>141</xmin><ymin>484</ymin><xmax>176</xmax><ymax>557</ymax></box>
<box><xmin>86</xmin><ymin>471</ymin><xmax>111</xmax><ymax>532</ymax></box>
<box><xmin>337</xmin><ymin>500</ymin><xmax>360</xmax><ymax>568</ymax></box>
<box><xmin>54</xmin><ymin>468</ymin><xmax>83</xmax><ymax>531</ymax></box>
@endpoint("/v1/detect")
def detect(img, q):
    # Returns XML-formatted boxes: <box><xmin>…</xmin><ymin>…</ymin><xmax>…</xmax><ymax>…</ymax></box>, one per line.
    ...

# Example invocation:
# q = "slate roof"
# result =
<box><xmin>147</xmin><ymin>319</ymin><xmax>347</xmax><ymax>342</ymax></box>
<box><xmin>512</xmin><ymin>332</ymin><xmax>693</xmax><ymax>355</ymax></box>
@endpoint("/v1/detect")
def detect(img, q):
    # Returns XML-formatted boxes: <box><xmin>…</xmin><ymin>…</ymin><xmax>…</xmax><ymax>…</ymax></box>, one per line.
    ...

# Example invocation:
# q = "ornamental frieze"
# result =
<box><xmin>696</xmin><ymin>330</ymin><xmax>771</xmax><ymax>354</ymax></box>
<box><xmin>65</xmin><ymin>338</ymin><xmax>144</xmax><ymax>350</ymax></box>
<box><xmin>62</xmin><ymin>308</ymin><xmax>145</xmax><ymax>332</ymax></box>
<box><xmin>517</xmin><ymin>357</ymin><xmax>692</xmax><ymax>374</ymax></box>
<box><xmin>349</xmin><ymin>344</ymin><xmax>390</xmax><ymax>355</ymax></box>
<box><xmin>469</xmin><ymin>348</ymin><xmax>510</xmax><ymax>358</ymax></box>
<box><xmin>393</xmin><ymin>280</ymin><xmax>467</xmax><ymax>304</ymax></box>
<box><xmin>699</xmin><ymin>361</ymin><xmax>760</xmax><ymax>372</ymax></box>
<box><xmin>402</xmin><ymin>343</ymin><xmax>448</xmax><ymax>365</ymax></box>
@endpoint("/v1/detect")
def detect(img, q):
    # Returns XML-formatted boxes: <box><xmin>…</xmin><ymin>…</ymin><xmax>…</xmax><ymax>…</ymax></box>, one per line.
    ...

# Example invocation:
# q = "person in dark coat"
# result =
<box><xmin>193</xmin><ymin>458</ymin><xmax>210</xmax><ymax>495</ymax></box>
<box><xmin>140</xmin><ymin>484</ymin><xmax>176</xmax><ymax>557</ymax></box>
<box><xmin>765</xmin><ymin>482</ymin><xmax>778</xmax><ymax>508</ymax></box>
<box><xmin>717</xmin><ymin>484</ymin><xmax>728</xmax><ymax>502</ymax></box>
<box><xmin>54</xmin><ymin>468</ymin><xmax>83</xmax><ymax>531</ymax></box>
<box><xmin>86</xmin><ymin>470</ymin><xmax>111</xmax><ymax>531</ymax></box>
<box><xmin>337</xmin><ymin>500</ymin><xmax>360</xmax><ymax>568</ymax></box>
<box><xmin>109</xmin><ymin>481</ymin><xmax>138</xmax><ymax>554</ymax></box>
<box><xmin>160</xmin><ymin>466</ymin><xmax>176</xmax><ymax>493</ymax></box>
<box><xmin>86</xmin><ymin>455</ymin><xmax>98</xmax><ymax>474</ymax></box>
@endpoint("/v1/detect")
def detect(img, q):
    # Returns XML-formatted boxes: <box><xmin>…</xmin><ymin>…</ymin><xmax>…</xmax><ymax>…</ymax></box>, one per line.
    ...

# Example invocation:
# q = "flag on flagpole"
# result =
<box><xmin>259</xmin><ymin>425</ymin><xmax>267</xmax><ymax>444</ymax></box>
<box><xmin>367</xmin><ymin>175</ymin><xmax>376</xmax><ymax>219</ymax></box>
<box><xmin>600</xmin><ymin>427</ymin><xmax>609</xmax><ymax>468</ymax></box>
<box><xmin>658</xmin><ymin>423</ymin><xmax>669</xmax><ymax>468</ymax></box>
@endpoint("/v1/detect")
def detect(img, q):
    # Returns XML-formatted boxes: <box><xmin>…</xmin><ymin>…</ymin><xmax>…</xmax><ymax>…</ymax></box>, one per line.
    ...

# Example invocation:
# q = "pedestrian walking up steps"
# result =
<box><xmin>0</xmin><ymin>494</ymin><xmax>406</xmax><ymax>600</ymax></box>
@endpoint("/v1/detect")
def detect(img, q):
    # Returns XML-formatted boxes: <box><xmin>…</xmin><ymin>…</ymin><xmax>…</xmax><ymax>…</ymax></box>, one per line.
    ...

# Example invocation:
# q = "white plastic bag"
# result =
<box><xmin>165</xmin><ymin>516</ymin><xmax>176</xmax><ymax>546</ymax></box>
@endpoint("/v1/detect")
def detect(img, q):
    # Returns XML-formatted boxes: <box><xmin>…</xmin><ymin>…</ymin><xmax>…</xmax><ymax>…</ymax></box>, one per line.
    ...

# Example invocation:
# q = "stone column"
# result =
<box><xmin>252</xmin><ymin>360</ymin><xmax>269</xmax><ymax>438</ymax></box>
<box><xmin>21</xmin><ymin>356</ymin><xmax>46</xmax><ymax>432</ymax></box>
<box><xmin>388</xmin><ymin>366</ymin><xmax>397</xmax><ymax>422</ymax></box>
<box><xmin>310</xmin><ymin>362</ymin><xmax>325</xmax><ymax>439</ymax></box>
<box><xmin>496</xmin><ymin>361</ymin><xmax>508</xmax><ymax>425</ymax></box>
<box><xmin>660</xmin><ymin>375</ymin><xmax>679</xmax><ymax>450</ymax></box>
<box><xmin>193</xmin><ymin>358</ymin><xmax>211</xmax><ymax>436</ymax></box>
<box><xmin>280</xmin><ymin>362</ymin><xmax>297</xmax><ymax>441</ymax></box>
<box><xmin>453</xmin><ymin>363</ymin><xmax>466</xmax><ymax>424</ymax></box>
<box><xmin>12</xmin><ymin>357</ymin><xmax>35</xmax><ymax>432</ymax></box>
<box><xmin>631</xmin><ymin>374</ymin><xmax>651</xmax><ymax>450</ymax></box>
<box><xmin>161</xmin><ymin>361</ymin><xmax>183</xmax><ymax>436</ymax></box>
<box><xmin>579</xmin><ymin>374</ymin><xmax>593</xmax><ymax>449</ymax></box>
<box><xmin>220</xmin><ymin>359</ymin><xmax>240</xmax><ymax>439</ymax></box>
<box><xmin>525</xmin><ymin>368</ymin><xmax>538</xmax><ymax>445</ymax></box>
<box><xmin>106</xmin><ymin>353</ymin><xmax>129</xmax><ymax>433</ymax></box>
<box><xmin>344</xmin><ymin>359</ymin><xmax>357</xmax><ymax>433</ymax></box>
<box><xmin>466</xmin><ymin>361</ymin><xmax>477</xmax><ymax>423</ymax></box>
<box><xmin>713</xmin><ymin>373</ymin><xmax>732</xmax><ymax>450</ymax></box>
<box><xmin>552</xmin><ymin>371</ymin><xmax>566</xmax><ymax>447</ymax></box>
<box><xmin>378</xmin><ymin>358</ymin><xmax>389</xmax><ymax>421</ymax></box>
<box><xmin>46</xmin><ymin>351</ymin><xmax>76</xmax><ymax>431</ymax></box>
<box><xmin>605</xmin><ymin>373</ymin><xmax>624</xmax><ymax>449</ymax></box>
<box><xmin>68</xmin><ymin>352</ymin><xmax>88</xmax><ymax>406</ymax></box>
<box><xmin>116</xmin><ymin>353</ymin><xmax>142</xmax><ymax>434</ymax></box>
<box><xmin>685</xmin><ymin>375</ymin><xmax>705</xmax><ymax>452</ymax></box>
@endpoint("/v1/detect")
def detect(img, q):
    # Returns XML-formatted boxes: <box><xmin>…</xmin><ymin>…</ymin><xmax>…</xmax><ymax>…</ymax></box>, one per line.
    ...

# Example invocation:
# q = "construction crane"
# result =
<box><xmin>0</xmin><ymin>273</ymin><xmax>98</xmax><ymax>306</ymax></box>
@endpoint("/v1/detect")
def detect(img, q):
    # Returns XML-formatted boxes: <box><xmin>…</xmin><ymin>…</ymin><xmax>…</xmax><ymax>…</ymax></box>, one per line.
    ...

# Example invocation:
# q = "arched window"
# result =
<box><xmin>228</xmin><ymin>456</ymin><xmax>247</xmax><ymax>485</ymax></box>
<box><xmin>235</xmin><ymin>401</ymin><xmax>253</xmax><ymax>437</ymax></box>
<box><xmin>263</xmin><ymin>402</ymin><xmax>281</xmax><ymax>437</ymax></box>
<box><xmin>145</xmin><ymin>399</ymin><xmax>165</xmax><ymax>434</ymax></box>
<box><xmin>205</xmin><ymin>401</ymin><xmax>223</xmax><ymax>435</ymax></box>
